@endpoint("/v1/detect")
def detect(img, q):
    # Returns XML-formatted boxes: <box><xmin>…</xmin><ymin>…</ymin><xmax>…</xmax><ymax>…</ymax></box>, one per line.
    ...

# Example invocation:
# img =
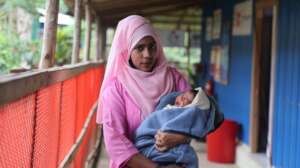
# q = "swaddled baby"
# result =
<box><xmin>135</xmin><ymin>87</ymin><xmax>224</xmax><ymax>168</ymax></box>
<box><xmin>163</xmin><ymin>87</ymin><xmax>210</xmax><ymax>110</ymax></box>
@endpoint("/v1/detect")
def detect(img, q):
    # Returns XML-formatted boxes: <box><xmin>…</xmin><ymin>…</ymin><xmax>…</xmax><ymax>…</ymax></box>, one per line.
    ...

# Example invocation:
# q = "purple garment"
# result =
<box><xmin>97</xmin><ymin>68</ymin><xmax>191</xmax><ymax>168</ymax></box>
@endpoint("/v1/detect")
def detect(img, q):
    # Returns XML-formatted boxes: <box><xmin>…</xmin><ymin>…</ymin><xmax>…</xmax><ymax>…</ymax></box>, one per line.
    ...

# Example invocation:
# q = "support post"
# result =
<box><xmin>95</xmin><ymin>17</ymin><xmax>106</xmax><ymax>62</ymax></box>
<box><xmin>38</xmin><ymin>0</ymin><xmax>59</xmax><ymax>69</ymax></box>
<box><xmin>101</xmin><ymin>27</ymin><xmax>107</xmax><ymax>61</ymax></box>
<box><xmin>186</xmin><ymin>27</ymin><xmax>191</xmax><ymax>70</ymax></box>
<box><xmin>84</xmin><ymin>0</ymin><xmax>92</xmax><ymax>62</ymax></box>
<box><xmin>72</xmin><ymin>0</ymin><xmax>82</xmax><ymax>64</ymax></box>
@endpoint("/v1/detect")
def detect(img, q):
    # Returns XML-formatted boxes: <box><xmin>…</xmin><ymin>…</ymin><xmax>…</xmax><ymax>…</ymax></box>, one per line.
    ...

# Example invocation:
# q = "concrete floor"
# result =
<box><xmin>96</xmin><ymin>140</ymin><xmax>239</xmax><ymax>168</ymax></box>
<box><xmin>192</xmin><ymin>140</ymin><xmax>239</xmax><ymax>168</ymax></box>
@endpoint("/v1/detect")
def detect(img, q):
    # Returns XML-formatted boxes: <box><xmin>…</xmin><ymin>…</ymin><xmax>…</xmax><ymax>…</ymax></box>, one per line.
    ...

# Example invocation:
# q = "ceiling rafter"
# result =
<box><xmin>64</xmin><ymin>0</ymin><xmax>203</xmax><ymax>31</ymax></box>
<box><xmin>100</xmin><ymin>2</ymin><xmax>200</xmax><ymax>25</ymax></box>
<box><xmin>65</xmin><ymin>0</ymin><xmax>202</xmax><ymax>14</ymax></box>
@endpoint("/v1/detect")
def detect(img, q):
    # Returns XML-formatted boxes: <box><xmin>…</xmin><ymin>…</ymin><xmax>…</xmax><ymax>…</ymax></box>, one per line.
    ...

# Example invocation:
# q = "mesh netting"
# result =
<box><xmin>32</xmin><ymin>83</ymin><xmax>62</xmax><ymax>167</ymax></box>
<box><xmin>0</xmin><ymin>94</ymin><xmax>36</xmax><ymax>168</ymax></box>
<box><xmin>74</xmin><ymin>70</ymin><xmax>97</xmax><ymax>168</ymax></box>
<box><xmin>0</xmin><ymin>66</ymin><xmax>104</xmax><ymax>167</ymax></box>
<box><xmin>57</xmin><ymin>78</ymin><xmax>77</xmax><ymax>167</ymax></box>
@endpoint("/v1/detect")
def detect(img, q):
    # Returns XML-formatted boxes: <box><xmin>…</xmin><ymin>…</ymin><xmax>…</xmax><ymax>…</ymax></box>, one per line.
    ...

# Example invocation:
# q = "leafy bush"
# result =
<box><xmin>55</xmin><ymin>26</ymin><xmax>73</xmax><ymax>65</ymax></box>
<box><xmin>0</xmin><ymin>25</ymin><xmax>75</xmax><ymax>74</ymax></box>
<box><xmin>0</xmin><ymin>30</ymin><xmax>41</xmax><ymax>74</ymax></box>
<box><xmin>0</xmin><ymin>0</ymin><xmax>74</xmax><ymax>74</ymax></box>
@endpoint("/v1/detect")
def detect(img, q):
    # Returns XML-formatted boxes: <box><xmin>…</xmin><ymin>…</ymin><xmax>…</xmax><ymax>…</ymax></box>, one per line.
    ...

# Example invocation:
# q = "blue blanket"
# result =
<box><xmin>135</xmin><ymin>92</ymin><xmax>222</xmax><ymax>167</ymax></box>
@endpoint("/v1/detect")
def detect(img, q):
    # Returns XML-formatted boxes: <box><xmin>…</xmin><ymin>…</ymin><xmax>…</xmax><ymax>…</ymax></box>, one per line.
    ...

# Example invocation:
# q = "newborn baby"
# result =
<box><xmin>174</xmin><ymin>90</ymin><xmax>196</xmax><ymax>107</ymax></box>
<box><xmin>163</xmin><ymin>87</ymin><xmax>210</xmax><ymax>110</ymax></box>
<box><xmin>135</xmin><ymin>87</ymin><xmax>224</xmax><ymax>168</ymax></box>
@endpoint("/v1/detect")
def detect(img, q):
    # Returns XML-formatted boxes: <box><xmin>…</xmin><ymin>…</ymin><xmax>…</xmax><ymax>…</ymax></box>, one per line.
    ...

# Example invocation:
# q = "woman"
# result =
<box><xmin>97</xmin><ymin>15</ymin><xmax>191</xmax><ymax>168</ymax></box>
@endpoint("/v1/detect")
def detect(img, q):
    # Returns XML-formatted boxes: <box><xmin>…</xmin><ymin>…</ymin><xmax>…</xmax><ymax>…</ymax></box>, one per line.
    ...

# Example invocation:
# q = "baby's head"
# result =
<box><xmin>175</xmin><ymin>90</ymin><xmax>198</xmax><ymax>107</ymax></box>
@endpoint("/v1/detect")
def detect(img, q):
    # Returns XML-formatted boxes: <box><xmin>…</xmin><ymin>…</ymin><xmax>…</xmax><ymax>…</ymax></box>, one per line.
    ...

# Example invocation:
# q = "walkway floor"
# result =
<box><xmin>192</xmin><ymin>140</ymin><xmax>239</xmax><ymax>168</ymax></box>
<box><xmin>96</xmin><ymin>140</ymin><xmax>239</xmax><ymax>168</ymax></box>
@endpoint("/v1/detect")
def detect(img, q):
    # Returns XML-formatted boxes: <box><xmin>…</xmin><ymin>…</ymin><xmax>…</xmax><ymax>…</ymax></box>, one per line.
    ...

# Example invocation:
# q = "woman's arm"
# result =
<box><xmin>127</xmin><ymin>153</ymin><xmax>158</xmax><ymax>168</ymax></box>
<box><xmin>127</xmin><ymin>154</ymin><xmax>184</xmax><ymax>168</ymax></box>
<box><xmin>101</xmin><ymin>82</ymin><xmax>141</xmax><ymax>167</ymax></box>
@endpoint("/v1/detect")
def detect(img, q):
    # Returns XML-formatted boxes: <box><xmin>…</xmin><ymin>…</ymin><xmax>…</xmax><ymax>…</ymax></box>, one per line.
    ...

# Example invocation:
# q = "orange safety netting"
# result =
<box><xmin>33</xmin><ymin>82</ymin><xmax>62</xmax><ymax>167</ymax></box>
<box><xmin>58</xmin><ymin>78</ymin><xmax>77</xmax><ymax>167</ymax></box>
<box><xmin>0</xmin><ymin>94</ymin><xmax>36</xmax><ymax>168</ymax></box>
<box><xmin>0</xmin><ymin>65</ymin><xmax>104</xmax><ymax>168</ymax></box>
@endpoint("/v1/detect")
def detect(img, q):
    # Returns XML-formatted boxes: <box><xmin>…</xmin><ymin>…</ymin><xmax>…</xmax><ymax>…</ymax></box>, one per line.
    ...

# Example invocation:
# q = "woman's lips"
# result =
<box><xmin>141</xmin><ymin>62</ymin><xmax>152</xmax><ymax>66</ymax></box>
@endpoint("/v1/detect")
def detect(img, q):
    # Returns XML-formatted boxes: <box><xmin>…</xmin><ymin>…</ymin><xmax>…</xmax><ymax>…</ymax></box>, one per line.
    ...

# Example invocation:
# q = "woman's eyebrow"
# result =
<box><xmin>137</xmin><ymin>40</ymin><xmax>156</xmax><ymax>45</ymax></box>
<box><xmin>135</xmin><ymin>44</ymin><xmax>145</xmax><ymax>48</ymax></box>
<box><xmin>148</xmin><ymin>42</ymin><xmax>156</xmax><ymax>46</ymax></box>
<box><xmin>134</xmin><ymin>42</ymin><xmax>156</xmax><ymax>49</ymax></box>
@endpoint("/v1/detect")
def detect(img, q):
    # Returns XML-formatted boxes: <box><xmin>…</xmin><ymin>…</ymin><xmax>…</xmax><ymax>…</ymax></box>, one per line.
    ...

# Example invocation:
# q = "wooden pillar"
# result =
<box><xmin>83</xmin><ymin>0</ymin><xmax>92</xmax><ymax>62</ymax></box>
<box><xmin>38</xmin><ymin>0</ymin><xmax>59</xmax><ymax>69</ymax></box>
<box><xmin>95</xmin><ymin>17</ymin><xmax>106</xmax><ymax>62</ymax></box>
<box><xmin>95</xmin><ymin>17</ymin><xmax>100</xmax><ymax>61</ymax></box>
<box><xmin>186</xmin><ymin>27</ymin><xmax>191</xmax><ymax>69</ymax></box>
<box><xmin>72</xmin><ymin>0</ymin><xmax>82</xmax><ymax>64</ymax></box>
<box><xmin>101</xmin><ymin>27</ymin><xmax>107</xmax><ymax>61</ymax></box>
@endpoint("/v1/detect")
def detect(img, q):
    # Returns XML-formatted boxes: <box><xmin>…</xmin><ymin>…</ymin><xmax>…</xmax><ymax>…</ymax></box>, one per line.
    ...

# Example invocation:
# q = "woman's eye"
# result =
<box><xmin>137</xmin><ymin>46</ymin><xmax>144</xmax><ymax>52</ymax></box>
<box><xmin>149</xmin><ymin>44</ymin><xmax>156</xmax><ymax>51</ymax></box>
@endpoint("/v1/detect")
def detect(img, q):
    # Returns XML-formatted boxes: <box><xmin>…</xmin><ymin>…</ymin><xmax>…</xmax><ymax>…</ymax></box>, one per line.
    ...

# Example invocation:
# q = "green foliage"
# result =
<box><xmin>0</xmin><ymin>30</ymin><xmax>41</xmax><ymax>74</ymax></box>
<box><xmin>0</xmin><ymin>0</ymin><xmax>74</xmax><ymax>74</ymax></box>
<box><xmin>0</xmin><ymin>0</ymin><xmax>45</xmax><ymax>74</ymax></box>
<box><xmin>55</xmin><ymin>26</ymin><xmax>73</xmax><ymax>65</ymax></box>
<box><xmin>0</xmin><ymin>0</ymin><xmax>45</xmax><ymax>14</ymax></box>
<box><xmin>0</xmin><ymin>32</ymin><xmax>21</xmax><ymax>73</ymax></box>
<box><xmin>59</xmin><ymin>0</ymin><xmax>69</xmax><ymax>14</ymax></box>
<box><xmin>0</xmin><ymin>25</ymin><xmax>74</xmax><ymax>74</ymax></box>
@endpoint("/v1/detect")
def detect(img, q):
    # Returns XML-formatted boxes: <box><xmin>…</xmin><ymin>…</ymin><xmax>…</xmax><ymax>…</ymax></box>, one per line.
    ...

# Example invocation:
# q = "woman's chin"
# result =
<box><xmin>139</xmin><ymin>65</ymin><xmax>153</xmax><ymax>72</ymax></box>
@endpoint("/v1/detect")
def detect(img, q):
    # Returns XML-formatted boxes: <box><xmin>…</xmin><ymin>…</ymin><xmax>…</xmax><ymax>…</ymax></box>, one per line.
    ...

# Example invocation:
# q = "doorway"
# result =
<box><xmin>257</xmin><ymin>8</ymin><xmax>272</xmax><ymax>152</ymax></box>
<box><xmin>250</xmin><ymin>1</ymin><xmax>274</xmax><ymax>154</ymax></box>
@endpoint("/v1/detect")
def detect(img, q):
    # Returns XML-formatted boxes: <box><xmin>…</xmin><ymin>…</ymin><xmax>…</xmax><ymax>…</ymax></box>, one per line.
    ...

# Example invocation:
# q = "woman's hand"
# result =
<box><xmin>155</xmin><ymin>130</ymin><xmax>189</xmax><ymax>152</ymax></box>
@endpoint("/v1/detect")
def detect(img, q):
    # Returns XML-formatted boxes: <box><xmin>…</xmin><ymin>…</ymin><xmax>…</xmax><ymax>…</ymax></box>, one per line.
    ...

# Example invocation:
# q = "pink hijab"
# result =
<box><xmin>98</xmin><ymin>15</ymin><xmax>174</xmax><ymax>121</ymax></box>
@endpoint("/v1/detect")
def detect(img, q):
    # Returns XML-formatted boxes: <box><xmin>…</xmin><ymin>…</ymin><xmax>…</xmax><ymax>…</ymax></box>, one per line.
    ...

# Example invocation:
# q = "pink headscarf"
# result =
<box><xmin>98</xmin><ymin>15</ymin><xmax>174</xmax><ymax>121</ymax></box>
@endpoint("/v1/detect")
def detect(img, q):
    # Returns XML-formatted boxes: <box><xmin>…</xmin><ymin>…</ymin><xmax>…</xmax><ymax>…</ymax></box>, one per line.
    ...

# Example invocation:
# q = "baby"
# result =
<box><xmin>135</xmin><ymin>87</ymin><xmax>224</xmax><ymax>168</ymax></box>
<box><xmin>174</xmin><ymin>90</ymin><xmax>197</xmax><ymax>107</ymax></box>
<box><xmin>163</xmin><ymin>87</ymin><xmax>210</xmax><ymax>110</ymax></box>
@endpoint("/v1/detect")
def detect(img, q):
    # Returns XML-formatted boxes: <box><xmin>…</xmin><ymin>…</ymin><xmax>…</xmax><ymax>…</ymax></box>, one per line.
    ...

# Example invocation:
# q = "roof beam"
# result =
<box><xmin>94</xmin><ymin>0</ymin><xmax>201</xmax><ymax>15</ymax></box>
<box><xmin>101</xmin><ymin>2</ymin><xmax>200</xmax><ymax>26</ymax></box>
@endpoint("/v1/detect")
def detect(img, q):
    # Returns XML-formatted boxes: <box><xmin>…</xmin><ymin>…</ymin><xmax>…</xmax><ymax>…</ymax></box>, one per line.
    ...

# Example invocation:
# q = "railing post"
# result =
<box><xmin>186</xmin><ymin>26</ymin><xmax>191</xmax><ymax>70</ymax></box>
<box><xmin>84</xmin><ymin>0</ymin><xmax>92</xmax><ymax>62</ymax></box>
<box><xmin>72</xmin><ymin>0</ymin><xmax>82</xmax><ymax>64</ymax></box>
<box><xmin>38</xmin><ymin>0</ymin><xmax>59</xmax><ymax>69</ymax></box>
<box><xmin>95</xmin><ymin>16</ymin><xmax>106</xmax><ymax>62</ymax></box>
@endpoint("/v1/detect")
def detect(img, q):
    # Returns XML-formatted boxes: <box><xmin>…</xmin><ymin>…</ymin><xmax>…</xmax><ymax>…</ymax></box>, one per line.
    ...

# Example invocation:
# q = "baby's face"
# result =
<box><xmin>175</xmin><ymin>91</ymin><xmax>195</xmax><ymax>107</ymax></box>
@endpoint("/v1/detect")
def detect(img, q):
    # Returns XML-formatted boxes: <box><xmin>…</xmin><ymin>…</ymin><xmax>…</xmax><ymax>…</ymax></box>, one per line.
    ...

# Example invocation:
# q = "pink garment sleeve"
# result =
<box><xmin>170</xmin><ymin>67</ymin><xmax>192</xmax><ymax>92</ymax></box>
<box><xmin>101</xmin><ymin>81</ymin><xmax>139</xmax><ymax>167</ymax></box>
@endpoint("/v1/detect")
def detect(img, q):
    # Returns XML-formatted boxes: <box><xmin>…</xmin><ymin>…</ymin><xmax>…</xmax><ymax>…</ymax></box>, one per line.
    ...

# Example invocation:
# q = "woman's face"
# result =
<box><xmin>130</xmin><ymin>36</ymin><xmax>157</xmax><ymax>72</ymax></box>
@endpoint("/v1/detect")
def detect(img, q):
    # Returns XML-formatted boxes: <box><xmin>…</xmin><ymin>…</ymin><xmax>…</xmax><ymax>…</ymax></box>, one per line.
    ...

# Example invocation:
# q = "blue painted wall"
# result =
<box><xmin>272</xmin><ymin>0</ymin><xmax>300</xmax><ymax>167</ymax></box>
<box><xmin>201</xmin><ymin>0</ymin><xmax>253</xmax><ymax>144</ymax></box>
<box><xmin>200</xmin><ymin>0</ymin><xmax>300</xmax><ymax>166</ymax></box>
